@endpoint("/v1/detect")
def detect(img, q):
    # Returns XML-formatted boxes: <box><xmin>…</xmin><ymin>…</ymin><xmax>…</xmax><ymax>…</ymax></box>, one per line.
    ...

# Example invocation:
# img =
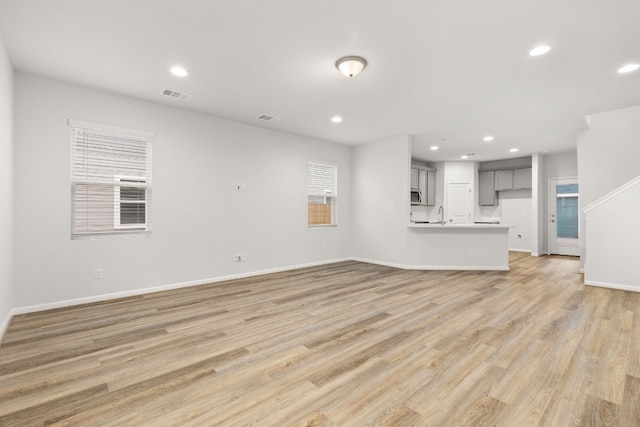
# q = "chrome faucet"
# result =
<box><xmin>438</xmin><ymin>206</ymin><xmax>444</xmax><ymax>225</ymax></box>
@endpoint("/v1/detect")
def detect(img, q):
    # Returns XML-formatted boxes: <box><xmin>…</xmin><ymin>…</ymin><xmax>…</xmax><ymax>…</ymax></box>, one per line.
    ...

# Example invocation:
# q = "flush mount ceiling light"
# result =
<box><xmin>483</xmin><ymin>136</ymin><xmax>494</xmax><ymax>142</ymax></box>
<box><xmin>170</xmin><ymin>66</ymin><xmax>188</xmax><ymax>77</ymax></box>
<box><xmin>618</xmin><ymin>63</ymin><xmax>640</xmax><ymax>74</ymax></box>
<box><xmin>460</xmin><ymin>155</ymin><xmax>469</xmax><ymax>159</ymax></box>
<box><xmin>529</xmin><ymin>45</ymin><xmax>551</xmax><ymax>57</ymax></box>
<box><xmin>331</xmin><ymin>116</ymin><xmax>343</xmax><ymax>123</ymax></box>
<box><xmin>510</xmin><ymin>148</ymin><xmax>519</xmax><ymax>153</ymax></box>
<box><xmin>335</xmin><ymin>56</ymin><xmax>367</xmax><ymax>78</ymax></box>
<box><xmin>430</xmin><ymin>146</ymin><xmax>439</xmax><ymax>151</ymax></box>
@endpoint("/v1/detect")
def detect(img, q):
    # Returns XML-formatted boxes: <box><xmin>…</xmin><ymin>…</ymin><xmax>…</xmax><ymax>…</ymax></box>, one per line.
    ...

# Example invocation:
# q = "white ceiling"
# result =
<box><xmin>1</xmin><ymin>0</ymin><xmax>639</xmax><ymax>162</ymax></box>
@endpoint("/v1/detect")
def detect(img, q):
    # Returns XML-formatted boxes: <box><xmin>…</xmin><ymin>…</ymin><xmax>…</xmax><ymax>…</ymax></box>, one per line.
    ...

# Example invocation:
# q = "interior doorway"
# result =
<box><xmin>548</xmin><ymin>177</ymin><xmax>580</xmax><ymax>256</ymax></box>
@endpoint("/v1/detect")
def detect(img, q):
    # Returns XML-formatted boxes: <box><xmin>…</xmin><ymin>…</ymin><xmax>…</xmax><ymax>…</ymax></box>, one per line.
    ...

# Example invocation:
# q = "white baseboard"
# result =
<box><xmin>584</xmin><ymin>279</ymin><xmax>640</xmax><ymax>293</ymax></box>
<box><xmin>9</xmin><ymin>258</ymin><xmax>352</xmax><ymax>318</ymax></box>
<box><xmin>1</xmin><ymin>255</ymin><xmax>509</xmax><ymax>343</ymax></box>
<box><xmin>0</xmin><ymin>310</ymin><xmax>12</xmax><ymax>345</ymax></box>
<box><xmin>352</xmin><ymin>257</ymin><xmax>510</xmax><ymax>271</ymax></box>
<box><xmin>509</xmin><ymin>249</ymin><xmax>532</xmax><ymax>253</ymax></box>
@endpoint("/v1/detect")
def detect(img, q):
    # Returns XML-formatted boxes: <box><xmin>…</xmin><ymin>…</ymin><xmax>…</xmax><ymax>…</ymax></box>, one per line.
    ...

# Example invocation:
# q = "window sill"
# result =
<box><xmin>72</xmin><ymin>231</ymin><xmax>152</xmax><ymax>240</ymax></box>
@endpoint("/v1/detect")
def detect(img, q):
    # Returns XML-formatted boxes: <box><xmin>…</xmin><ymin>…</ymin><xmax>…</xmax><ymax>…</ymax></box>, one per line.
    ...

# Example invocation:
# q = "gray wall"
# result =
<box><xmin>500</xmin><ymin>191</ymin><xmax>532</xmax><ymax>252</ymax></box>
<box><xmin>12</xmin><ymin>73</ymin><xmax>352</xmax><ymax>308</ymax></box>
<box><xmin>544</xmin><ymin>151</ymin><xmax>577</xmax><ymax>179</ymax></box>
<box><xmin>0</xmin><ymin>35</ymin><xmax>13</xmax><ymax>334</ymax></box>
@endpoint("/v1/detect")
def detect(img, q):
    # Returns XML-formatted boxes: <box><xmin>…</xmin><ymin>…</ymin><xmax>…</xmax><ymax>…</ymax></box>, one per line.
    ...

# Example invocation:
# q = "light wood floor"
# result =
<box><xmin>1</xmin><ymin>253</ymin><xmax>639</xmax><ymax>426</ymax></box>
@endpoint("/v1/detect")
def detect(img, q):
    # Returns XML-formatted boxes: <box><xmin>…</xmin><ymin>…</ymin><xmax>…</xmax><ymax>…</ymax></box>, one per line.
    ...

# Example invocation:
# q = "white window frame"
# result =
<box><xmin>114</xmin><ymin>175</ymin><xmax>148</xmax><ymax>229</ymax></box>
<box><xmin>307</xmin><ymin>160</ymin><xmax>338</xmax><ymax>227</ymax></box>
<box><xmin>70</xmin><ymin>118</ymin><xmax>152</xmax><ymax>239</ymax></box>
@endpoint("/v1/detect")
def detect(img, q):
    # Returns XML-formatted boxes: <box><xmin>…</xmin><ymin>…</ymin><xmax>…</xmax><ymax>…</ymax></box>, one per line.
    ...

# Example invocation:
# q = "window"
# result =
<box><xmin>556</xmin><ymin>183</ymin><xmax>579</xmax><ymax>239</ymax></box>
<box><xmin>307</xmin><ymin>160</ymin><xmax>337</xmax><ymax>226</ymax></box>
<box><xmin>70</xmin><ymin>119</ymin><xmax>152</xmax><ymax>238</ymax></box>
<box><xmin>114</xmin><ymin>176</ymin><xmax>147</xmax><ymax>229</ymax></box>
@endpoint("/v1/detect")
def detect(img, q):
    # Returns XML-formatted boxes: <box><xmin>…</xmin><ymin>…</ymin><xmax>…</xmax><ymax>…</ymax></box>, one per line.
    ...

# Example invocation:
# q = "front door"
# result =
<box><xmin>548</xmin><ymin>177</ymin><xmax>580</xmax><ymax>256</ymax></box>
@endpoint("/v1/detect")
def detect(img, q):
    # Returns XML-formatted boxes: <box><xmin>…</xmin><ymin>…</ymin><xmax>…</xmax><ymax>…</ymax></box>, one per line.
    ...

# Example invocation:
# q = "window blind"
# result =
<box><xmin>307</xmin><ymin>161</ymin><xmax>337</xmax><ymax>197</ymax></box>
<box><xmin>307</xmin><ymin>160</ymin><xmax>337</xmax><ymax>226</ymax></box>
<box><xmin>69</xmin><ymin>119</ymin><xmax>153</xmax><ymax>238</ymax></box>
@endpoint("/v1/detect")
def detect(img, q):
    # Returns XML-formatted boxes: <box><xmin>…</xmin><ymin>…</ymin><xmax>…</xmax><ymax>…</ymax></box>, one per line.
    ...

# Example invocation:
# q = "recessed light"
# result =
<box><xmin>170</xmin><ymin>66</ymin><xmax>188</xmax><ymax>77</ymax></box>
<box><xmin>618</xmin><ymin>63</ymin><xmax>639</xmax><ymax>74</ymax></box>
<box><xmin>460</xmin><ymin>155</ymin><xmax>469</xmax><ymax>159</ymax></box>
<box><xmin>483</xmin><ymin>136</ymin><xmax>494</xmax><ymax>142</ymax></box>
<box><xmin>509</xmin><ymin>148</ymin><xmax>519</xmax><ymax>153</ymax></box>
<box><xmin>529</xmin><ymin>45</ymin><xmax>551</xmax><ymax>57</ymax></box>
<box><xmin>430</xmin><ymin>146</ymin><xmax>439</xmax><ymax>151</ymax></box>
<box><xmin>331</xmin><ymin>116</ymin><xmax>343</xmax><ymax>123</ymax></box>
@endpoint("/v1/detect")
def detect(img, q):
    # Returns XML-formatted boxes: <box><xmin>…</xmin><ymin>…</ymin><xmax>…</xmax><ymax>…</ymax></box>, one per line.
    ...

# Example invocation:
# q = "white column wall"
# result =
<box><xmin>351</xmin><ymin>135</ymin><xmax>411</xmax><ymax>265</ymax></box>
<box><xmin>0</xmin><ymin>35</ymin><xmax>13</xmax><ymax>336</ymax></box>
<box><xmin>578</xmin><ymin>105</ymin><xmax>640</xmax><ymax>282</ymax></box>
<box><xmin>584</xmin><ymin>181</ymin><xmax>640</xmax><ymax>291</ymax></box>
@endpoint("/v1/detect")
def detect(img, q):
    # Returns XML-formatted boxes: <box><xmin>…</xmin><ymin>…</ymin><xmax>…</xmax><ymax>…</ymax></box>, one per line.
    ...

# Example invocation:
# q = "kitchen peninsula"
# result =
<box><xmin>406</xmin><ymin>222</ymin><xmax>513</xmax><ymax>270</ymax></box>
<box><xmin>404</xmin><ymin>156</ymin><xmax>529</xmax><ymax>271</ymax></box>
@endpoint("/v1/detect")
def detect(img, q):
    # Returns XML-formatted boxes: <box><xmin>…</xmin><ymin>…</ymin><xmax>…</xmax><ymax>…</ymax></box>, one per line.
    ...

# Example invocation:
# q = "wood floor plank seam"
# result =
<box><xmin>1</xmin><ymin>253</ymin><xmax>639</xmax><ymax>426</ymax></box>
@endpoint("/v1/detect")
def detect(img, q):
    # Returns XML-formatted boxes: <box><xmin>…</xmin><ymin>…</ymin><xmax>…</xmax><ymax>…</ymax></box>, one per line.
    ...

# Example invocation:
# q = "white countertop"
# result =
<box><xmin>408</xmin><ymin>223</ymin><xmax>513</xmax><ymax>229</ymax></box>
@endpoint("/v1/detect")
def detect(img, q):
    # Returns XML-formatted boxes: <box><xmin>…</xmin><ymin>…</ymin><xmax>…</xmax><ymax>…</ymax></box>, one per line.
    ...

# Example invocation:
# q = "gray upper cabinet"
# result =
<box><xmin>477</xmin><ymin>158</ymin><xmax>532</xmax><ymax>205</ymax></box>
<box><xmin>494</xmin><ymin>168</ymin><xmax>532</xmax><ymax>191</ymax></box>
<box><xmin>479</xmin><ymin>171</ymin><xmax>496</xmax><ymax>206</ymax></box>
<box><xmin>426</xmin><ymin>170</ymin><xmax>436</xmax><ymax>206</ymax></box>
<box><xmin>417</xmin><ymin>169</ymin><xmax>427</xmax><ymax>205</ymax></box>
<box><xmin>417</xmin><ymin>169</ymin><xmax>436</xmax><ymax>206</ymax></box>
<box><xmin>514</xmin><ymin>168</ymin><xmax>532</xmax><ymax>189</ymax></box>
<box><xmin>410</xmin><ymin>164</ymin><xmax>437</xmax><ymax>206</ymax></box>
<box><xmin>410</xmin><ymin>168</ymin><xmax>419</xmax><ymax>190</ymax></box>
<box><xmin>494</xmin><ymin>170</ymin><xmax>513</xmax><ymax>191</ymax></box>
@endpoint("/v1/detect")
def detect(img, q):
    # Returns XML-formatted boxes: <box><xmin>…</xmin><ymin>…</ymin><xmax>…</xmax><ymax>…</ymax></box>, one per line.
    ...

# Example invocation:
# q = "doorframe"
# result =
<box><xmin>547</xmin><ymin>176</ymin><xmax>579</xmax><ymax>256</ymax></box>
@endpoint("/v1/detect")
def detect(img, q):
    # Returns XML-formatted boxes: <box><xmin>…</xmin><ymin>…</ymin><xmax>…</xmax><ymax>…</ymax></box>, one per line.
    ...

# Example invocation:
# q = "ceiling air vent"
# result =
<box><xmin>161</xmin><ymin>88</ymin><xmax>192</xmax><ymax>101</ymax></box>
<box><xmin>257</xmin><ymin>114</ymin><xmax>280</xmax><ymax>122</ymax></box>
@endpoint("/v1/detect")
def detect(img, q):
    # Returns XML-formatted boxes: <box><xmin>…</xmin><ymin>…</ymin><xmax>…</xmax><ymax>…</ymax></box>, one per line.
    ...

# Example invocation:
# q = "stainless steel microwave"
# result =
<box><xmin>411</xmin><ymin>190</ymin><xmax>422</xmax><ymax>204</ymax></box>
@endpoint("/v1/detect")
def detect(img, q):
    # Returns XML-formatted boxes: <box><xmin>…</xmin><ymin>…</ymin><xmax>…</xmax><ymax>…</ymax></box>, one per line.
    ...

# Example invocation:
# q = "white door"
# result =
<box><xmin>548</xmin><ymin>177</ymin><xmax>580</xmax><ymax>256</ymax></box>
<box><xmin>447</xmin><ymin>182</ymin><xmax>472</xmax><ymax>224</ymax></box>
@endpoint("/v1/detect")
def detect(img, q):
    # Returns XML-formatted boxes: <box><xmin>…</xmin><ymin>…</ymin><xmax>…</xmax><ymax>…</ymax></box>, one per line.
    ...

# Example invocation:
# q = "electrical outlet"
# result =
<box><xmin>468</xmin><ymin>248</ymin><xmax>474</xmax><ymax>256</ymax></box>
<box><xmin>235</xmin><ymin>184</ymin><xmax>247</xmax><ymax>192</ymax></box>
<box><xmin>94</xmin><ymin>268</ymin><xmax>103</xmax><ymax>279</ymax></box>
<box><xmin>240</xmin><ymin>254</ymin><xmax>247</xmax><ymax>262</ymax></box>
<box><xmin>234</xmin><ymin>254</ymin><xmax>242</xmax><ymax>262</ymax></box>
